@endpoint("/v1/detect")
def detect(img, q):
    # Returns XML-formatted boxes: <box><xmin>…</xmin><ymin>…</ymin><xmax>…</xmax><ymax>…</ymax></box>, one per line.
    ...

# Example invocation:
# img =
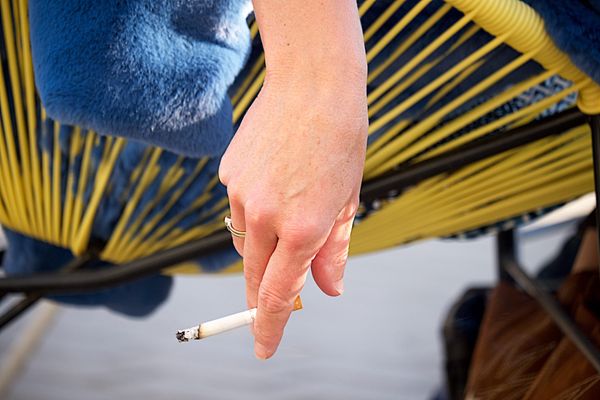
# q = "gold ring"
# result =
<box><xmin>224</xmin><ymin>216</ymin><xmax>246</xmax><ymax>238</ymax></box>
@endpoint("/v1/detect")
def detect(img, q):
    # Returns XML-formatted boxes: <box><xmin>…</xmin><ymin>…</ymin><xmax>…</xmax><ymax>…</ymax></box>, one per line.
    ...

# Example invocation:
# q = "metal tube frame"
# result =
<box><xmin>496</xmin><ymin>229</ymin><xmax>516</xmax><ymax>283</ymax></box>
<box><xmin>0</xmin><ymin>254</ymin><xmax>95</xmax><ymax>329</ymax></box>
<box><xmin>500</xmin><ymin>257</ymin><xmax>600</xmax><ymax>373</ymax></box>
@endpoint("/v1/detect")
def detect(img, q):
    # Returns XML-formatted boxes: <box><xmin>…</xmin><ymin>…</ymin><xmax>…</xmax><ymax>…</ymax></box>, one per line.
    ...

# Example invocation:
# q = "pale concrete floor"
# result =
<box><xmin>0</xmin><ymin>225</ymin><xmax>572</xmax><ymax>400</ymax></box>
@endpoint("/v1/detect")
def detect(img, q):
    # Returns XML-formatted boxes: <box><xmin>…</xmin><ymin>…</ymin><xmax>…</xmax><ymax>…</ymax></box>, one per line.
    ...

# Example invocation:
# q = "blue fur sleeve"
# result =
<box><xmin>29</xmin><ymin>0</ymin><xmax>252</xmax><ymax>157</ymax></box>
<box><xmin>525</xmin><ymin>0</ymin><xmax>600</xmax><ymax>85</ymax></box>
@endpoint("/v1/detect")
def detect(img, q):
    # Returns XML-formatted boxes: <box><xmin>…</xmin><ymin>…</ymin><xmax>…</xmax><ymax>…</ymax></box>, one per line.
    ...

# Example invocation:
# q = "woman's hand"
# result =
<box><xmin>218</xmin><ymin>0</ymin><xmax>367</xmax><ymax>360</ymax></box>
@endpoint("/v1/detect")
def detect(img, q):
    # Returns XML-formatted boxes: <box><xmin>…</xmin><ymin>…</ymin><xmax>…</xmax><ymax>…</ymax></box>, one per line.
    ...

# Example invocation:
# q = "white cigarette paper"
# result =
<box><xmin>176</xmin><ymin>308</ymin><xmax>257</xmax><ymax>342</ymax></box>
<box><xmin>176</xmin><ymin>296</ymin><xmax>302</xmax><ymax>342</ymax></box>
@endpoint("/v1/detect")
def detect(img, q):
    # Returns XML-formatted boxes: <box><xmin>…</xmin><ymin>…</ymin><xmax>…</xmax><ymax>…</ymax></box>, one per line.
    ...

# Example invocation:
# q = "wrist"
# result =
<box><xmin>264</xmin><ymin>60</ymin><xmax>367</xmax><ymax>99</ymax></box>
<box><xmin>266</xmin><ymin>48</ymin><xmax>366</xmax><ymax>82</ymax></box>
<box><xmin>252</xmin><ymin>0</ymin><xmax>366</xmax><ymax>96</ymax></box>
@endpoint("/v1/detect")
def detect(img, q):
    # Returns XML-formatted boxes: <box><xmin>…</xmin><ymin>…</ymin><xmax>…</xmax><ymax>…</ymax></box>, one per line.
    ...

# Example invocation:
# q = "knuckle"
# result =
<box><xmin>258</xmin><ymin>287</ymin><xmax>291</xmax><ymax>315</ymax></box>
<box><xmin>226</xmin><ymin>185</ymin><xmax>243</xmax><ymax>205</ymax></box>
<box><xmin>245</xmin><ymin>200</ymin><xmax>276</xmax><ymax>227</ymax></box>
<box><xmin>345</xmin><ymin>199</ymin><xmax>360</xmax><ymax>219</ymax></box>
<box><xmin>281</xmin><ymin>219</ymin><xmax>327</xmax><ymax>251</ymax></box>
<box><xmin>283</xmin><ymin>233</ymin><xmax>312</xmax><ymax>252</ymax></box>
<box><xmin>218</xmin><ymin>160</ymin><xmax>230</xmax><ymax>186</ymax></box>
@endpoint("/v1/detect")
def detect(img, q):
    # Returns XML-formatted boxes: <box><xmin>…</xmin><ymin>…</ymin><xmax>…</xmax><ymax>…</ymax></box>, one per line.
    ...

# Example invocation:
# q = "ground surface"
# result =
<box><xmin>0</xmin><ymin>226</ymin><xmax>571</xmax><ymax>400</ymax></box>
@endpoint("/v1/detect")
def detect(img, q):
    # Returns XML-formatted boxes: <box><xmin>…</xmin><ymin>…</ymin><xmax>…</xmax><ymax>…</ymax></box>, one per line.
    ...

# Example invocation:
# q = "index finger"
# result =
<box><xmin>253</xmin><ymin>240</ymin><xmax>311</xmax><ymax>359</ymax></box>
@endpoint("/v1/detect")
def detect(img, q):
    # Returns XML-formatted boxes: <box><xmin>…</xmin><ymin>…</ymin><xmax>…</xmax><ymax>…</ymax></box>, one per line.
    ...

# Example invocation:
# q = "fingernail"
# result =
<box><xmin>334</xmin><ymin>279</ymin><xmax>345</xmax><ymax>295</ymax></box>
<box><xmin>255</xmin><ymin>342</ymin><xmax>270</xmax><ymax>360</ymax></box>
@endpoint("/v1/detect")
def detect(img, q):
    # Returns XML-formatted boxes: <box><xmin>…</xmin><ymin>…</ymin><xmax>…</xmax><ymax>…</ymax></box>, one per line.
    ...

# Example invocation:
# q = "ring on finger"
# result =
<box><xmin>224</xmin><ymin>215</ymin><xmax>247</xmax><ymax>238</ymax></box>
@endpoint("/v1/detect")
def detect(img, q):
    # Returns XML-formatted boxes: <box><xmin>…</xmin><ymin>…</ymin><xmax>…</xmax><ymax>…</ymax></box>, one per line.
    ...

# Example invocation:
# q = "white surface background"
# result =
<box><xmin>0</xmin><ymin>224</ymin><xmax>575</xmax><ymax>400</ymax></box>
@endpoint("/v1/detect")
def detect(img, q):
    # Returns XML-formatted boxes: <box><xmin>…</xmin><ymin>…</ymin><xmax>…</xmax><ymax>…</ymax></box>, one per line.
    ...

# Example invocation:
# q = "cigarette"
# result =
<box><xmin>176</xmin><ymin>296</ymin><xmax>303</xmax><ymax>342</ymax></box>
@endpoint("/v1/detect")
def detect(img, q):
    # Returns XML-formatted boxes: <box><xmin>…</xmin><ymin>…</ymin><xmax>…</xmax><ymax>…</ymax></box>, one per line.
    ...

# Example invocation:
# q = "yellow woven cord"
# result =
<box><xmin>232</xmin><ymin>68</ymin><xmax>265</xmax><ymax>123</ymax></box>
<box><xmin>40</xmin><ymin>120</ymin><xmax>51</xmax><ymax>238</ymax></box>
<box><xmin>350</xmin><ymin>126</ymin><xmax>594</xmax><ymax>254</ymax></box>
<box><xmin>69</xmin><ymin>131</ymin><xmax>96</xmax><ymax>245</ymax></box>
<box><xmin>105</xmin><ymin>156</ymin><xmax>188</xmax><ymax>258</ymax></box>
<box><xmin>369</xmin><ymin>72</ymin><xmax>580</xmax><ymax>177</ymax></box>
<box><xmin>446</xmin><ymin>0</ymin><xmax>600</xmax><ymax>113</ymax></box>
<box><xmin>0</xmin><ymin>8</ymin><xmax>28</xmax><ymax>231</ymax></box>
<box><xmin>365</xmin><ymin>66</ymin><xmax>555</xmax><ymax>178</ymax></box>
<box><xmin>367</xmin><ymin>25</ymin><xmax>482</xmax><ymax>117</ymax></box>
<box><xmin>111</xmin><ymin>177</ymin><xmax>227</xmax><ymax>262</ymax></box>
<box><xmin>50</xmin><ymin>121</ymin><xmax>62</xmax><ymax>242</ymax></box>
<box><xmin>0</xmin><ymin>0</ymin><xmax>35</xmax><ymax>235</ymax></box>
<box><xmin>368</xmin><ymin>4</ymin><xmax>454</xmax><ymax>85</ymax></box>
<box><xmin>136</xmin><ymin>196</ymin><xmax>229</xmax><ymax>258</ymax></box>
<box><xmin>368</xmin><ymin>14</ymin><xmax>474</xmax><ymax>107</ymax></box>
<box><xmin>17</xmin><ymin>0</ymin><xmax>43</xmax><ymax>236</ymax></box>
<box><xmin>366</xmin><ymin>0</ymin><xmax>432</xmax><ymax>63</ymax></box>
<box><xmin>358</xmin><ymin>0</ymin><xmax>377</xmax><ymax>18</ymax></box>
<box><xmin>392</xmin><ymin>132</ymin><xmax>591</xmax><ymax>228</ymax></box>
<box><xmin>231</xmin><ymin>53</ymin><xmax>265</xmax><ymax>106</ymax></box>
<box><xmin>108</xmin><ymin>161</ymin><xmax>210</xmax><ymax>262</ymax></box>
<box><xmin>0</xmin><ymin>0</ymin><xmax>598</xmax><ymax>275</ymax></box>
<box><xmin>61</xmin><ymin>127</ymin><xmax>82</xmax><ymax>246</ymax></box>
<box><xmin>249</xmin><ymin>20</ymin><xmax>258</xmax><ymax>40</ymax></box>
<box><xmin>363</xmin><ymin>0</ymin><xmax>408</xmax><ymax>42</ymax></box>
<box><xmin>418</xmin><ymin>85</ymin><xmax>580</xmax><ymax>161</ymax></box>
<box><xmin>101</xmin><ymin>149</ymin><xmax>164</xmax><ymax>257</ymax></box>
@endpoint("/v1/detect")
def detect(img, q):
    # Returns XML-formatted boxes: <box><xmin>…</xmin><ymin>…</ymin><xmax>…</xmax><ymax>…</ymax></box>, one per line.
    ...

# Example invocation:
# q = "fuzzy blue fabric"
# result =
<box><xmin>525</xmin><ymin>0</ymin><xmax>600</xmax><ymax>85</ymax></box>
<box><xmin>29</xmin><ymin>0</ymin><xmax>252</xmax><ymax>157</ymax></box>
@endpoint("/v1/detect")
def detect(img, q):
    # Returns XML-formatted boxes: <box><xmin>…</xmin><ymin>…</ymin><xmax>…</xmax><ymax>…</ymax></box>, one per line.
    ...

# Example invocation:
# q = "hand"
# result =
<box><xmin>219</xmin><ymin>70</ymin><xmax>368</xmax><ymax>359</ymax></box>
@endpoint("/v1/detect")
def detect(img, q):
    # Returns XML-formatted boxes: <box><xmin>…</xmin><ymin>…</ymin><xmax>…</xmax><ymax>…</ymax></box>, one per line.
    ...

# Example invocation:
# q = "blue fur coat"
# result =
<box><xmin>29</xmin><ymin>0</ymin><xmax>252</xmax><ymax>157</ymax></box>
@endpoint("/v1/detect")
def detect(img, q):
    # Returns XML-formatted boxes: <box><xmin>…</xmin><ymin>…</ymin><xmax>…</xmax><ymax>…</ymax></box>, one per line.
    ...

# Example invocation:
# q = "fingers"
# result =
<box><xmin>227</xmin><ymin>190</ymin><xmax>246</xmax><ymax>257</ymax></box>
<box><xmin>310</xmin><ymin>206</ymin><xmax>355</xmax><ymax>296</ymax></box>
<box><xmin>254</xmin><ymin>240</ymin><xmax>312</xmax><ymax>359</ymax></box>
<box><xmin>243</xmin><ymin>206</ymin><xmax>278</xmax><ymax>310</ymax></box>
<box><xmin>219</xmin><ymin>153</ymin><xmax>246</xmax><ymax>256</ymax></box>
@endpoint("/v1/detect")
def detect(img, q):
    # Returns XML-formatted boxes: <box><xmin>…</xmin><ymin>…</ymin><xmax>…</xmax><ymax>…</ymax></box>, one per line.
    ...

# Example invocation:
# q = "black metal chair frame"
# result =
<box><xmin>1</xmin><ymin>108</ymin><xmax>600</xmax><ymax>374</ymax></box>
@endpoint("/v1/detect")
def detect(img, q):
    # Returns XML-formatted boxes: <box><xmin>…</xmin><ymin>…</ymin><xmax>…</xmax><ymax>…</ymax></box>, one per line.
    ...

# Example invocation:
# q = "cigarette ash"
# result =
<box><xmin>176</xmin><ymin>331</ymin><xmax>188</xmax><ymax>342</ymax></box>
<box><xmin>175</xmin><ymin>326</ymin><xmax>200</xmax><ymax>342</ymax></box>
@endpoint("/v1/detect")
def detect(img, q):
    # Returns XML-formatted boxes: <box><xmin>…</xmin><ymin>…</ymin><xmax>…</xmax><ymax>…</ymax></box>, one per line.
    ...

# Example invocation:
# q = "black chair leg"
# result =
<box><xmin>495</xmin><ymin>225</ymin><xmax>600</xmax><ymax>372</ymax></box>
<box><xmin>590</xmin><ymin>114</ymin><xmax>600</xmax><ymax>270</ymax></box>
<box><xmin>503</xmin><ymin>260</ymin><xmax>600</xmax><ymax>373</ymax></box>
<box><xmin>496</xmin><ymin>229</ymin><xmax>516</xmax><ymax>283</ymax></box>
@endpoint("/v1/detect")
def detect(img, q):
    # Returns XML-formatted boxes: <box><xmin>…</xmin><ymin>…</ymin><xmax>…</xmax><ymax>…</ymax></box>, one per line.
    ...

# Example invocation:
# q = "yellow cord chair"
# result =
<box><xmin>0</xmin><ymin>0</ymin><xmax>598</xmax><ymax>279</ymax></box>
